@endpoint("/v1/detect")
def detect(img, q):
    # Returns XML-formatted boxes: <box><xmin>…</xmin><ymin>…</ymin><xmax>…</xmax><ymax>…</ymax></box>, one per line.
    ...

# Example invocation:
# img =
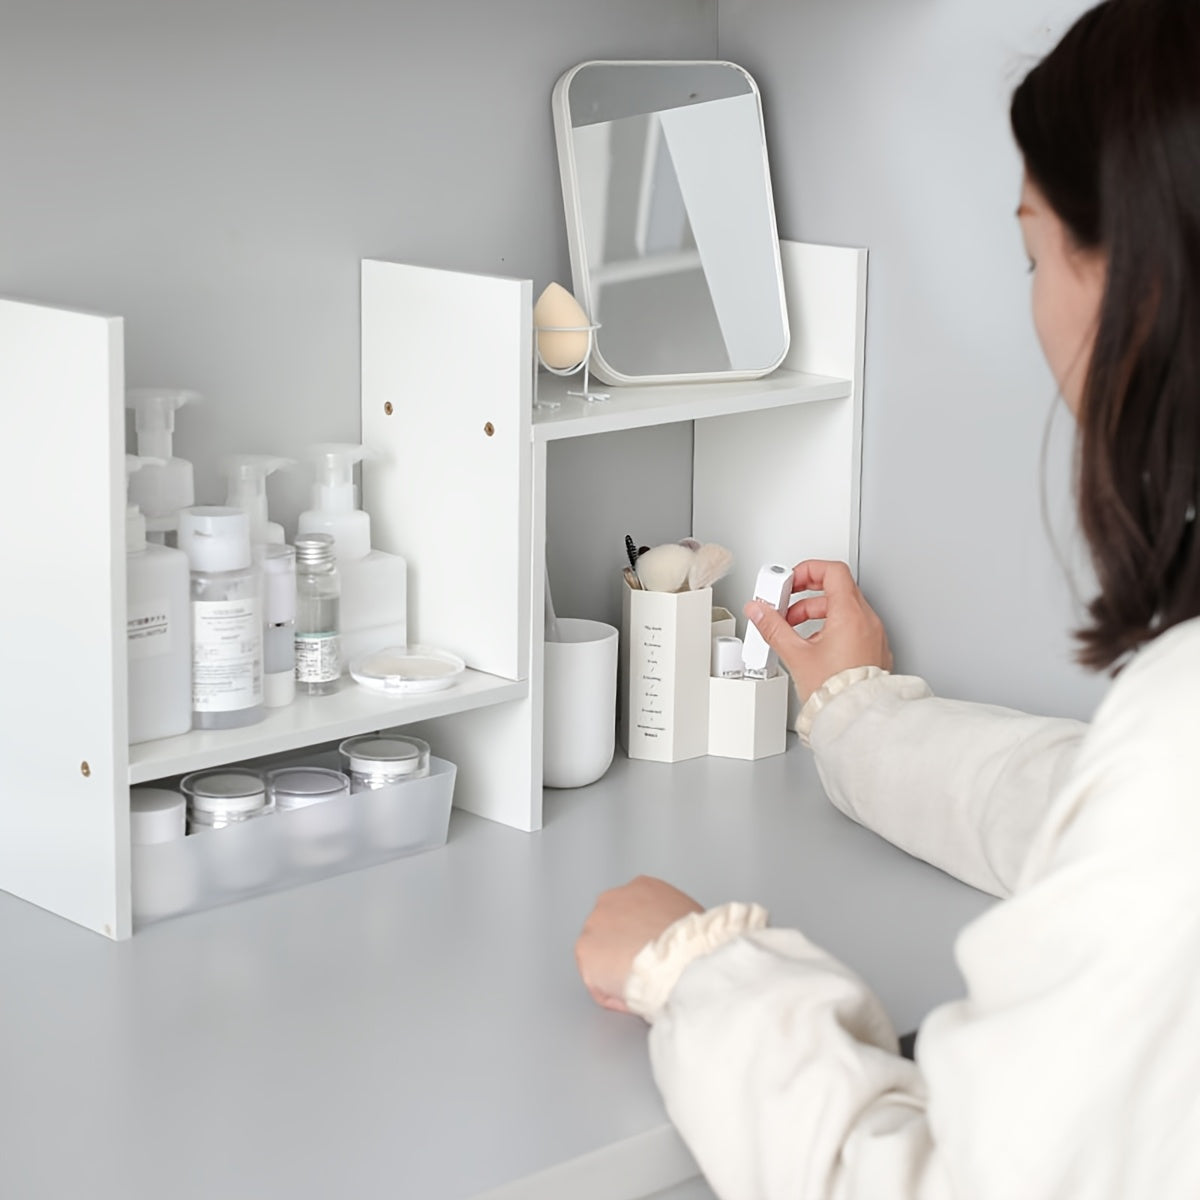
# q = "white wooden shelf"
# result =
<box><xmin>0</xmin><ymin>239</ymin><xmax>863</xmax><ymax>938</ymax></box>
<box><xmin>128</xmin><ymin>669</ymin><xmax>526</xmax><ymax>785</ymax></box>
<box><xmin>532</xmin><ymin>366</ymin><xmax>851</xmax><ymax>443</ymax></box>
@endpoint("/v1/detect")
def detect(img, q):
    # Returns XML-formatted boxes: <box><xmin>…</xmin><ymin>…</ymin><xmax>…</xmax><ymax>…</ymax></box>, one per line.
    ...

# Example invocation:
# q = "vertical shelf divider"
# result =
<box><xmin>361</xmin><ymin>261</ymin><xmax>539</xmax><ymax>830</ymax></box>
<box><xmin>0</xmin><ymin>297</ymin><xmax>131</xmax><ymax>938</ymax></box>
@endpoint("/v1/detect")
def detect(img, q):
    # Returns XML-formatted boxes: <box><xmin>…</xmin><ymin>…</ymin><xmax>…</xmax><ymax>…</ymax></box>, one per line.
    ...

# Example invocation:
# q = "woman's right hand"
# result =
<box><xmin>744</xmin><ymin>559</ymin><xmax>892</xmax><ymax>703</ymax></box>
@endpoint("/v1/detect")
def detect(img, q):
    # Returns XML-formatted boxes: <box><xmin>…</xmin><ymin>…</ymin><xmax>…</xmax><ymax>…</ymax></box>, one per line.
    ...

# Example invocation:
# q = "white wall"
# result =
<box><xmin>720</xmin><ymin>0</ymin><xmax>1108</xmax><ymax>719</ymax></box>
<box><xmin>0</xmin><ymin>0</ymin><xmax>712</xmax><ymax>550</ymax></box>
<box><xmin>2</xmin><ymin>0</ymin><xmax>1114</xmax><ymax>719</ymax></box>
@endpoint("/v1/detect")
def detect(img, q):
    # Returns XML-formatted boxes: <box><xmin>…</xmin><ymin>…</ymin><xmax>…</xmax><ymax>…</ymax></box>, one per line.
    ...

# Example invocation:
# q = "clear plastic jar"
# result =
<box><xmin>181</xmin><ymin>768</ymin><xmax>269</xmax><ymax>832</ymax></box>
<box><xmin>266</xmin><ymin>766</ymin><xmax>350</xmax><ymax>809</ymax></box>
<box><xmin>338</xmin><ymin>734</ymin><xmax>430</xmax><ymax>792</ymax></box>
<box><xmin>267</xmin><ymin>766</ymin><xmax>353</xmax><ymax>867</ymax></box>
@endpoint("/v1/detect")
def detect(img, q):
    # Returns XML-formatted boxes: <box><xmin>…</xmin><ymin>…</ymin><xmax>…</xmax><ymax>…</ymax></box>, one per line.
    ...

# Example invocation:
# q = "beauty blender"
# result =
<box><xmin>533</xmin><ymin>283</ymin><xmax>591</xmax><ymax>369</ymax></box>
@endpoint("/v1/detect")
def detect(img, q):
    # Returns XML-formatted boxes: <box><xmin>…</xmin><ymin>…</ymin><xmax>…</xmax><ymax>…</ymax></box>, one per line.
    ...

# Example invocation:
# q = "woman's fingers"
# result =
<box><xmin>744</xmin><ymin>560</ymin><xmax>892</xmax><ymax>702</ymax></box>
<box><xmin>744</xmin><ymin>602</ymin><xmax>809</xmax><ymax>677</ymax></box>
<box><xmin>790</xmin><ymin>559</ymin><xmax>857</xmax><ymax>599</ymax></box>
<box><xmin>786</xmin><ymin>593</ymin><xmax>828</xmax><ymax>626</ymax></box>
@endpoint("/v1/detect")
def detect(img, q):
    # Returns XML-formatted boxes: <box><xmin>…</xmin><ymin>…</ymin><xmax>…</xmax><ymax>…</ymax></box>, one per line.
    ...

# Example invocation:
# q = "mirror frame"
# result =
<box><xmin>551</xmin><ymin>59</ymin><xmax>790</xmax><ymax>387</ymax></box>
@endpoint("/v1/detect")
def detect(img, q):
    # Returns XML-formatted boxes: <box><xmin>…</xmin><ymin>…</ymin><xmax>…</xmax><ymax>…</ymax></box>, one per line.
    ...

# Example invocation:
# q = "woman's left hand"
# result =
<box><xmin>576</xmin><ymin>875</ymin><xmax>704</xmax><ymax>1013</ymax></box>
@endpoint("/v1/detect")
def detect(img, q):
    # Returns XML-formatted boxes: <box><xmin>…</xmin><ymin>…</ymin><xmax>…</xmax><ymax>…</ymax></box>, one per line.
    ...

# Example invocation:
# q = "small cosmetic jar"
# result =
<box><xmin>267</xmin><ymin>766</ymin><xmax>351</xmax><ymax>810</ymax></box>
<box><xmin>338</xmin><ymin>734</ymin><xmax>431</xmax><ymax>793</ymax></box>
<box><xmin>130</xmin><ymin>786</ymin><xmax>195</xmax><ymax>924</ymax></box>
<box><xmin>181</xmin><ymin>769</ymin><xmax>269</xmax><ymax>832</ymax></box>
<box><xmin>267</xmin><ymin>766</ymin><xmax>353</xmax><ymax>867</ymax></box>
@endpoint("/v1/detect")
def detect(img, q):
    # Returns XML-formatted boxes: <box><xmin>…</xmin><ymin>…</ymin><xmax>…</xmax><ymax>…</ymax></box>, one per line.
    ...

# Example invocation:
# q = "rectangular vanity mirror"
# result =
<box><xmin>552</xmin><ymin>60</ymin><xmax>790</xmax><ymax>386</ymax></box>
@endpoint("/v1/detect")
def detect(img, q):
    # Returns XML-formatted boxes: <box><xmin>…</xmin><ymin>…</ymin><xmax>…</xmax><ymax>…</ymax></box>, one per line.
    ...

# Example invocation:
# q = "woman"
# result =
<box><xmin>575</xmin><ymin>1</ymin><xmax>1200</xmax><ymax>1195</ymax></box>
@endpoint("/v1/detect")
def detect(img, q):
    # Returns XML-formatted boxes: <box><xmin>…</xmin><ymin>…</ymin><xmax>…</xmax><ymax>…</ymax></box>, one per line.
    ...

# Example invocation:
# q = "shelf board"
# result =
<box><xmin>531</xmin><ymin>366</ymin><xmax>851</xmax><ymax>443</ymax></box>
<box><xmin>129</xmin><ymin>669</ymin><xmax>527</xmax><ymax>785</ymax></box>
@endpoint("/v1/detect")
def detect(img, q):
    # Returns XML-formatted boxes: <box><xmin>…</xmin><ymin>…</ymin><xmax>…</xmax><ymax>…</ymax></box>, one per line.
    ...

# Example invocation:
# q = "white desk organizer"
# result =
<box><xmin>708</xmin><ymin>674</ymin><xmax>789</xmax><ymax>760</ymax></box>
<box><xmin>620</xmin><ymin>584</ymin><xmax>713</xmax><ymax>763</ymax></box>
<box><xmin>0</xmin><ymin>240</ymin><xmax>864</xmax><ymax>938</ymax></box>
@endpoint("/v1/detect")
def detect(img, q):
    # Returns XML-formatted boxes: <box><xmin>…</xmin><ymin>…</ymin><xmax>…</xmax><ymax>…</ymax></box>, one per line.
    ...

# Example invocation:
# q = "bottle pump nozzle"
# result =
<box><xmin>308</xmin><ymin>443</ymin><xmax>366</xmax><ymax>512</ymax></box>
<box><xmin>221</xmin><ymin>454</ymin><xmax>293</xmax><ymax>546</ymax></box>
<box><xmin>126</xmin><ymin>388</ymin><xmax>200</xmax><ymax>461</ymax></box>
<box><xmin>296</xmin><ymin>443</ymin><xmax>371</xmax><ymax>561</ymax></box>
<box><xmin>125</xmin><ymin>388</ymin><xmax>200</xmax><ymax>533</ymax></box>
<box><xmin>125</xmin><ymin>454</ymin><xmax>165</xmax><ymax>553</ymax></box>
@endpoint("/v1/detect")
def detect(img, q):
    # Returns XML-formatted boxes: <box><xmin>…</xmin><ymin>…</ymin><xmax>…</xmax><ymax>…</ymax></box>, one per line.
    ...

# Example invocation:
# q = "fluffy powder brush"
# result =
<box><xmin>634</xmin><ymin>540</ymin><xmax>733</xmax><ymax>592</ymax></box>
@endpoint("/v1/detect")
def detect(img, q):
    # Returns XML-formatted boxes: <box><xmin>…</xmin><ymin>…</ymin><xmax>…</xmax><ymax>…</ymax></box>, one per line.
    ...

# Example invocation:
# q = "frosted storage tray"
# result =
<box><xmin>132</xmin><ymin>756</ymin><xmax>456</xmax><ymax>928</ymax></box>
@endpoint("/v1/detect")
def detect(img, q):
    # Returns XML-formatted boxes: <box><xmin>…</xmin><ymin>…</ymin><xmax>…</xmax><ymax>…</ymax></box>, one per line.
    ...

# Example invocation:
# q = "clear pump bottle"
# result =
<box><xmin>294</xmin><ymin>533</ymin><xmax>342</xmax><ymax>695</ymax></box>
<box><xmin>177</xmin><ymin>506</ymin><xmax>265</xmax><ymax>728</ymax></box>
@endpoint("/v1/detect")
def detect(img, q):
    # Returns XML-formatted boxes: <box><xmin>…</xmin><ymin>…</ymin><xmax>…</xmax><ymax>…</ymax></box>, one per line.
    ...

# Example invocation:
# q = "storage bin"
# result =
<box><xmin>131</xmin><ymin>755</ymin><xmax>456</xmax><ymax>928</ymax></box>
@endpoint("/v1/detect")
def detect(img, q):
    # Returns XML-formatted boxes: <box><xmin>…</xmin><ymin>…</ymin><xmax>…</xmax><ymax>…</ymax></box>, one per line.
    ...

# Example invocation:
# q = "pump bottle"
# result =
<box><xmin>126</xmin><ymin>388</ymin><xmax>200</xmax><ymax>543</ymax></box>
<box><xmin>221</xmin><ymin>454</ymin><xmax>292</xmax><ymax>546</ymax></box>
<box><xmin>297</xmin><ymin>444</ymin><xmax>407</xmax><ymax>661</ymax></box>
<box><xmin>125</xmin><ymin>456</ymin><xmax>192</xmax><ymax>744</ymax></box>
<box><xmin>177</xmin><ymin>506</ymin><xmax>265</xmax><ymax>729</ymax></box>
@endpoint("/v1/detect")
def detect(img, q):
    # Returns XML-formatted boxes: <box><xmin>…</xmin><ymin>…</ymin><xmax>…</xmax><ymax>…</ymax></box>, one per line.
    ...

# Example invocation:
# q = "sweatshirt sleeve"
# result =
<box><xmin>635</xmin><ymin>624</ymin><xmax>1200</xmax><ymax>1200</ymax></box>
<box><xmin>802</xmin><ymin>669</ymin><xmax>1087</xmax><ymax>898</ymax></box>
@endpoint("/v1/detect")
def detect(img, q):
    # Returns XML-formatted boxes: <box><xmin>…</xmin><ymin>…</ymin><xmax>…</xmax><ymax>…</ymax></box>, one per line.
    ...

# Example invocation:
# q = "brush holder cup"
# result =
<box><xmin>543</xmin><ymin>618</ymin><xmax>619</xmax><ymax>788</ymax></box>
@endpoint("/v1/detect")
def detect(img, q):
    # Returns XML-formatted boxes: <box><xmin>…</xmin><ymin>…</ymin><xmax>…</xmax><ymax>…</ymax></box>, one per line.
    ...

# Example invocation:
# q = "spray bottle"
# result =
<box><xmin>297</xmin><ymin>443</ymin><xmax>407</xmax><ymax>661</ymax></box>
<box><xmin>125</xmin><ymin>456</ymin><xmax>192</xmax><ymax>744</ymax></box>
<box><xmin>221</xmin><ymin>454</ymin><xmax>292</xmax><ymax>546</ymax></box>
<box><xmin>126</xmin><ymin>388</ymin><xmax>200</xmax><ymax>542</ymax></box>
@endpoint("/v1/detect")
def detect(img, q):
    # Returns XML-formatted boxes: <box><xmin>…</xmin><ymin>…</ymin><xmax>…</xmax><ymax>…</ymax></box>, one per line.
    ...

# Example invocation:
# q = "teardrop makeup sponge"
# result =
<box><xmin>533</xmin><ymin>283</ymin><xmax>591</xmax><ymax>369</ymax></box>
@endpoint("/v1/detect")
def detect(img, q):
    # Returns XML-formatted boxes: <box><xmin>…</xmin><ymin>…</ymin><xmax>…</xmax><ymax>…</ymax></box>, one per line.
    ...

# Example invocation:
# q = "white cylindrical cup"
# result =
<box><xmin>543</xmin><ymin>618</ymin><xmax>619</xmax><ymax>789</ymax></box>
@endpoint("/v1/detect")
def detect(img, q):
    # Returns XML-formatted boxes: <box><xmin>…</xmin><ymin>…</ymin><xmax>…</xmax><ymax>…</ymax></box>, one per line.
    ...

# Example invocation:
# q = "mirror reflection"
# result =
<box><xmin>553</xmin><ymin>61</ymin><xmax>789</xmax><ymax>384</ymax></box>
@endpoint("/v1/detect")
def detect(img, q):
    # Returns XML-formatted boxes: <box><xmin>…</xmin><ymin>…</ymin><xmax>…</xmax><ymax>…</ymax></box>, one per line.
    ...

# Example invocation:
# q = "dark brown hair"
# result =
<box><xmin>1011</xmin><ymin>0</ymin><xmax>1200</xmax><ymax>671</ymax></box>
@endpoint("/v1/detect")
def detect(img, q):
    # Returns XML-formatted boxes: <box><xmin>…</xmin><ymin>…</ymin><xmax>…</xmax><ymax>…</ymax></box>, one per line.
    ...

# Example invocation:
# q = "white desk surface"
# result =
<box><xmin>0</xmin><ymin>741</ymin><xmax>993</xmax><ymax>1200</ymax></box>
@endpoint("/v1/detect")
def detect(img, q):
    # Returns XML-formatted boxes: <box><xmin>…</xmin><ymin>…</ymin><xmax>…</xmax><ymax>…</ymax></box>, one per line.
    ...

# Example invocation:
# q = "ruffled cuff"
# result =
<box><xmin>795</xmin><ymin>665</ymin><xmax>890</xmax><ymax>748</ymax></box>
<box><xmin>624</xmin><ymin>900</ymin><xmax>769</xmax><ymax>1023</ymax></box>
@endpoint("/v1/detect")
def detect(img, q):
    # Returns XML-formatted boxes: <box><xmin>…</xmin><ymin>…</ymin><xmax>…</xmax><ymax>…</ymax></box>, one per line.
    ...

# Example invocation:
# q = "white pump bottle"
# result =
<box><xmin>297</xmin><ymin>443</ymin><xmax>407</xmax><ymax>660</ymax></box>
<box><xmin>125</xmin><ymin>455</ymin><xmax>193</xmax><ymax>744</ymax></box>
<box><xmin>126</xmin><ymin>388</ymin><xmax>200</xmax><ymax>541</ymax></box>
<box><xmin>297</xmin><ymin>444</ymin><xmax>371</xmax><ymax>560</ymax></box>
<box><xmin>221</xmin><ymin>454</ymin><xmax>292</xmax><ymax>546</ymax></box>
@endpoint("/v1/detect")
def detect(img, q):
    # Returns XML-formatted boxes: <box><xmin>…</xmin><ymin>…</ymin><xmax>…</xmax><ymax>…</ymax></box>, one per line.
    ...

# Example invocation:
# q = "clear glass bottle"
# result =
<box><xmin>294</xmin><ymin>532</ymin><xmax>342</xmax><ymax>695</ymax></box>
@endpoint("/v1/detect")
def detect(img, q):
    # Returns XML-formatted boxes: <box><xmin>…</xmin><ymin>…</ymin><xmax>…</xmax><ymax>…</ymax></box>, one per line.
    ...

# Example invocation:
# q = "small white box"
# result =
<box><xmin>620</xmin><ymin>584</ymin><xmax>713</xmax><ymax>762</ymax></box>
<box><xmin>708</xmin><ymin>672</ymin><xmax>790</xmax><ymax>760</ymax></box>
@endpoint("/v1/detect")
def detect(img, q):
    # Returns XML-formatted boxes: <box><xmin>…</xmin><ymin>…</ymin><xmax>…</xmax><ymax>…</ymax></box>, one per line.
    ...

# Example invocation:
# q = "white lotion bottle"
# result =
<box><xmin>125</xmin><ymin>456</ymin><xmax>192</xmax><ymax>744</ymax></box>
<box><xmin>126</xmin><ymin>388</ymin><xmax>200</xmax><ymax>544</ymax></box>
<box><xmin>177</xmin><ymin>506</ymin><xmax>265</xmax><ymax>729</ymax></box>
<box><xmin>297</xmin><ymin>443</ymin><xmax>407</xmax><ymax>661</ymax></box>
<box><xmin>296</xmin><ymin>443</ymin><xmax>371</xmax><ymax>559</ymax></box>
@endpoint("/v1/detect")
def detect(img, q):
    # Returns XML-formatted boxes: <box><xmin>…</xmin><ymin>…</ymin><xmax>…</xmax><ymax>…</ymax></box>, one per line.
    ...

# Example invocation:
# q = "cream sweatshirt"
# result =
<box><xmin>626</xmin><ymin>618</ymin><xmax>1200</xmax><ymax>1199</ymax></box>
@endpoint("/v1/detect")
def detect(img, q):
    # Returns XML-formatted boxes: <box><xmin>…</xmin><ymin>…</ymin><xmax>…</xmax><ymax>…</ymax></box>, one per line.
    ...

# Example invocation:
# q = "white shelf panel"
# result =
<box><xmin>531</xmin><ymin>367</ymin><xmax>850</xmax><ymax>443</ymax></box>
<box><xmin>128</xmin><ymin>670</ymin><xmax>527</xmax><ymax>785</ymax></box>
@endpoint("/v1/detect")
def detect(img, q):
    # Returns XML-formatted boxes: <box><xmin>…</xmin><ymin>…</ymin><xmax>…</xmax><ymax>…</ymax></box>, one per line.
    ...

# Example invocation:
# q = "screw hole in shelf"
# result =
<box><xmin>80</xmin><ymin>761</ymin><xmax>91</xmax><ymax>778</ymax></box>
<box><xmin>384</xmin><ymin>401</ymin><xmax>394</xmax><ymax>416</ymax></box>
<box><xmin>484</xmin><ymin>422</ymin><xmax>495</xmax><ymax>437</ymax></box>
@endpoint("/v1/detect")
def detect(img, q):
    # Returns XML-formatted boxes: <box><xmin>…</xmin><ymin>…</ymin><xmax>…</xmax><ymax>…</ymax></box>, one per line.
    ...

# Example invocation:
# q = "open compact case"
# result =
<box><xmin>349</xmin><ymin>645</ymin><xmax>467</xmax><ymax>695</ymax></box>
